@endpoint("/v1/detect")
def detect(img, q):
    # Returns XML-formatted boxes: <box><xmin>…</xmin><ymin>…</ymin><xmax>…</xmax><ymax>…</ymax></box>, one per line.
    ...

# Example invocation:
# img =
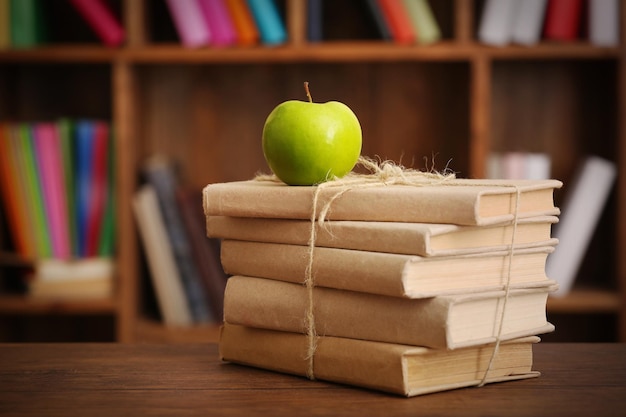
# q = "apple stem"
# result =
<box><xmin>304</xmin><ymin>81</ymin><xmax>313</xmax><ymax>103</ymax></box>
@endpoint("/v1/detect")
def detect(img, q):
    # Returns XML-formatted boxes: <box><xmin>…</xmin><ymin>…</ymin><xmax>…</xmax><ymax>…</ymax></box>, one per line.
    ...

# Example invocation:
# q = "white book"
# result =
<box><xmin>589</xmin><ymin>0</ymin><xmax>620</xmax><ymax>47</ymax></box>
<box><xmin>546</xmin><ymin>156</ymin><xmax>617</xmax><ymax>297</ymax></box>
<box><xmin>133</xmin><ymin>185</ymin><xmax>194</xmax><ymax>326</ymax></box>
<box><xmin>478</xmin><ymin>0</ymin><xmax>520</xmax><ymax>46</ymax></box>
<box><xmin>524</xmin><ymin>153</ymin><xmax>551</xmax><ymax>180</ymax></box>
<box><xmin>512</xmin><ymin>0</ymin><xmax>547</xmax><ymax>45</ymax></box>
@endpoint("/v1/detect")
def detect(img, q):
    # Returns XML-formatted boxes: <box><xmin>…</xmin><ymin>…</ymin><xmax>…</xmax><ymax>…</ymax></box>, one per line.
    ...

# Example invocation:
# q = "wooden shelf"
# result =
<box><xmin>548</xmin><ymin>288</ymin><xmax>622</xmax><ymax>314</ymax></box>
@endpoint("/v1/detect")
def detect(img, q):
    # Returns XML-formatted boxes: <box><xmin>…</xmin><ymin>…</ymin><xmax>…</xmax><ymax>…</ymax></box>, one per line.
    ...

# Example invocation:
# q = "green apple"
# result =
<box><xmin>262</xmin><ymin>83</ymin><xmax>362</xmax><ymax>186</ymax></box>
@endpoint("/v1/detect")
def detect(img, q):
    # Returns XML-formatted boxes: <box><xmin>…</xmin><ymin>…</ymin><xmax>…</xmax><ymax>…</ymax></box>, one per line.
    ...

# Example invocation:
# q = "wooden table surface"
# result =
<box><xmin>0</xmin><ymin>342</ymin><xmax>624</xmax><ymax>416</ymax></box>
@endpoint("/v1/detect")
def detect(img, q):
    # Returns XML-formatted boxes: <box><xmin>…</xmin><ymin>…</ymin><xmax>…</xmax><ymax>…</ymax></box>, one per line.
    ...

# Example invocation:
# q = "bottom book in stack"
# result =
<box><xmin>219</xmin><ymin>275</ymin><xmax>556</xmax><ymax>397</ymax></box>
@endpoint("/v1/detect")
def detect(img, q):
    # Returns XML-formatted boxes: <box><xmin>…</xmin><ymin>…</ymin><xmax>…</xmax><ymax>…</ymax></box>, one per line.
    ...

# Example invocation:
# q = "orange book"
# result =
<box><xmin>377</xmin><ymin>0</ymin><xmax>415</xmax><ymax>44</ymax></box>
<box><xmin>0</xmin><ymin>124</ymin><xmax>35</xmax><ymax>257</ymax></box>
<box><xmin>224</xmin><ymin>0</ymin><xmax>259</xmax><ymax>46</ymax></box>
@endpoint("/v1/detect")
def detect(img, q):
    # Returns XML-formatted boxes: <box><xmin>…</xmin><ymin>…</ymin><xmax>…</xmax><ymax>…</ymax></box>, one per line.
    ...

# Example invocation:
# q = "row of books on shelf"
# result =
<box><xmin>0</xmin><ymin>119</ymin><xmax>116</xmax><ymax>299</ymax></box>
<box><xmin>204</xmin><ymin>174</ymin><xmax>561</xmax><ymax>396</ymax></box>
<box><xmin>478</xmin><ymin>0</ymin><xmax>620</xmax><ymax>47</ymax></box>
<box><xmin>133</xmin><ymin>156</ymin><xmax>228</xmax><ymax>326</ymax></box>
<box><xmin>0</xmin><ymin>0</ymin><xmax>125</xmax><ymax>49</ymax></box>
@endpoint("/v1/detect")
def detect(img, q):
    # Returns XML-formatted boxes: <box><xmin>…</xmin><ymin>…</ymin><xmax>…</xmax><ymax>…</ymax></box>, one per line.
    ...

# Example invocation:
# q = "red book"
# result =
<box><xmin>543</xmin><ymin>0</ymin><xmax>583</xmax><ymax>41</ymax></box>
<box><xmin>377</xmin><ymin>0</ymin><xmax>415</xmax><ymax>44</ymax></box>
<box><xmin>85</xmin><ymin>122</ymin><xmax>110</xmax><ymax>257</ymax></box>
<box><xmin>68</xmin><ymin>0</ymin><xmax>125</xmax><ymax>47</ymax></box>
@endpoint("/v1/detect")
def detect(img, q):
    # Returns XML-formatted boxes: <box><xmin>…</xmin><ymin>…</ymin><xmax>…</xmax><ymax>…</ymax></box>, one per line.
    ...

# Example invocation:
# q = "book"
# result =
<box><xmin>511</xmin><ymin>0</ymin><xmax>547</xmax><ymax>45</ymax></box>
<box><xmin>198</xmin><ymin>0</ymin><xmax>237</xmax><ymax>47</ymax></box>
<box><xmin>68</xmin><ymin>0</ymin><xmax>125</xmax><ymax>47</ymax></box>
<box><xmin>165</xmin><ymin>0</ymin><xmax>211</xmax><ymax>48</ymax></box>
<box><xmin>85</xmin><ymin>121</ymin><xmax>109</xmax><ymax>257</ymax></box>
<box><xmin>246</xmin><ymin>0</ymin><xmax>287</xmax><ymax>45</ymax></box>
<box><xmin>57</xmin><ymin>119</ymin><xmax>79</xmax><ymax>257</ymax></box>
<box><xmin>75</xmin><ymin>121</ymin><xmax>94</xmax><ymax>257</ymax></box>
<box><xmin>377</xmin><ymin>0</ymin><xmax>415</xmax><ymax>44</ymax></box>
<box><xmin>543</xmin><ymin>0</ymin><xmax>583</xmax><ymax>41</ymax></box>
<box><xmin>546</xmin><ymin>156</ymin><xmax>617</xmax><ymax>297</ymax></box>
<box><xmin>143</xmin><ymin>157</ymin><xmax>214</xmax><ymax>323</ymax></box>
<box><xmin>220</xmin><ymin>324</ymin><xmax>540</xmax><ymax>397</ymax></box>
<box><xmin>224</xmin><ymin>0</ymin><xmax>259</xmax><ymax>45</ymax></box>
<box><xmin>97</xmin><ymin>126</ymin><xmax>115</xmax><ymax>257</ymax></box>
<box><xmin>27</xmin><ymin>257</ymin><xmax>114</xmax><ymax>299</ymax></box>
<box><xmin>177</xmin><ymin>187</ymin><xmax>227</xmax><ymax>321</ymax></box>
<box><xmin>477</xmin><ymin>0</ymin><xmax>519</xmax><ymax>46</ymax></box>
<box><xmin>588</xmin><ymin>0</ymin><xmax>619</xmax><ymax>47</ymax></box>
<box><xmin>487</xmin><ymin>152</ymin><xmax>551</xmax><ymax>180</ymax></box>
<box><xmin>32</xmin><ymin>123</ymin><xmax>71</xmax><ymax>259</ymax></box>
<box><xmin>207</xmin><ymin>215</ymin><xmax>559</xmax><ymax>257</ymax></box>
<box><xmin>220</xmin><ymin>240</ymin><xmax>556</xmax><ymax>298</ymax></box>
<box><xmin>365</xmin><ymin>0</ymin><xmax>392</xmax><ymax>41</ymax></box>
<box><xmin>9</xmin><ymin>0</ymin><xmax>45</xmax><ymax>48</ymax></box>
<box><xmin>402</xmin><ymin>0</ymin><xmax>441</xmax><ymax>45</ymax></box>
<box><xmin>223</xmin><ymin>275</ymin><xmax>556</xmax><ymax>349</ymax></box>
<box><xmin>306</xmin><ymin>0</ymin><xmax>323</xmax><ymax>42</ymax></box>
<box><xmin>0</xmin><ymin>124</ymin><xmax>33</xmax><ymax>256</ymax></box>
<box><xmin>133</xmin><ymin>185</ymin><xmax>194</xmax><ymax>327</ymax></box>
<box><xmin>0</xmin><ymin>0</ymin><xmax>9</xmax><ymax>49</ymax></box>
<box><xmin>202</xmin><ymin>178</ymin><xmax>562</xmax><ymax>226</ymax></box>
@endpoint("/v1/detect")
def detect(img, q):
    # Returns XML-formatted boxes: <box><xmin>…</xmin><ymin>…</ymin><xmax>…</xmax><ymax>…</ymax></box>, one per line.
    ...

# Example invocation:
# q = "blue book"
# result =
<box><xmin>246</xmin><ymin>0</ymin><xmax>287</xmax><ymax>45</ymax></box>
<box><xmin>75</xmin><ymin>120</ymin><xmax>94</xmax><ymax>258</ymax></box>
<box><xmin>307</xmin><ymin>0</ymin><xmax>323</xmax><ymax>42</ymax></box>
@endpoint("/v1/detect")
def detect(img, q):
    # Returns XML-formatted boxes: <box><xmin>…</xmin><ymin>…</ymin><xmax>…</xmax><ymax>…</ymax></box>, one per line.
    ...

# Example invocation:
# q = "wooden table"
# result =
<box><xmin>0</xmin><ymin>343</ymin><xmax>624</xmax><ymax>416</ymax></box>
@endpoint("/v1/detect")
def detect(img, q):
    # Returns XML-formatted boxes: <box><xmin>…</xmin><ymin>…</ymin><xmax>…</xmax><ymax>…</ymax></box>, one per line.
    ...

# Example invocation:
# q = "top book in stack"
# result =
<box><xmin>203</xmin><ymin>177</ymin><xmax>562</xmax><ymax>226</ymax></box>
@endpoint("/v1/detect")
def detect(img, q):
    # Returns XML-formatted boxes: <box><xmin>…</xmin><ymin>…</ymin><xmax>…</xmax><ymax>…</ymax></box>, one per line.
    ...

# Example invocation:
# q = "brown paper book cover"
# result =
<box><xmin>203</xmin><ymin>178</ymin><xmax>562</xmax><ymax>226</ymax></box>
<box><xmin>224</xmin><ymin>276</ymin><xmax>556</xmax><ymax>350</ymax></box>
<box><xmin>207</xmin><ymin>215</ymin><xmax>558</xmax><ymax>256</ymax></box>
<box><xmin>219</xmin><ymin>324</ymin><xmax>540</xmax><ymax>397</ymax></box>
<box><xmin>220</xmin><ymin>240</ymin><xmax>556</xmax><ymax>298</ymax></box>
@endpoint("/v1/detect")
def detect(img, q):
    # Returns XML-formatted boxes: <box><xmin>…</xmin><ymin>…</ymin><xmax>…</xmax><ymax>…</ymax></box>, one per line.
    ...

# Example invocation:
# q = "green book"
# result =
<box><xmin>403</xmin><ymin>0</ymin><xmax>441</xmax><ymax>45</ymax></box>
<box><xmin>9</xmin><ymin>0</ymin><xmax>45</xmax><ymax>48</ymax></box>
<box><xmin>98</xmin><ymin>123</ymin><xmax>115</xmax><ymax>257</ymax></box>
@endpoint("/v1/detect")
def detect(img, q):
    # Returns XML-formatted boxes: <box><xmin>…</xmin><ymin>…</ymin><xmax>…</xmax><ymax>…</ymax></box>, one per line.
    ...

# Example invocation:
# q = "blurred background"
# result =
<box><xmin>0</xmin><ymin>0</ymin><xmax>623</xmax><ymax>343</ymax></box>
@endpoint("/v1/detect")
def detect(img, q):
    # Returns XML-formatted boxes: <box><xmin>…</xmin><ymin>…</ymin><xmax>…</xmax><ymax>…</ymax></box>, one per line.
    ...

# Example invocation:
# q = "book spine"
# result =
<box><xmin>246</xmin><ymin>0</ymin><xmax>287</xmax><ymax>45</ymax></box>
<box><xmin>377</xmin><ymin>0</ymin><xmax>415</xmax><ymax>44</ymax></box>
<box><xmin>98</xmin><ymin>125</ymin><xmax>115</xmax><ymax>257</ymax></box>
<box><xmin>478</xmin><ymin>0</ymin><xmax>519</xmax><ymax>46</ymax></box>
<box><xmin>306</xmin><ymin>0</ymin><xmax>323</xmax><ymax>42</ymax></box>
<box><xmin>57</xmin><ymin>119</ymin><xmax>79</xmax><ymax>257</ymax></box>
<box><xmin>0</xmin><ymin>0</ymin><xmax>9</xmax><ymax>49</ymax></box>
<box><xmin>197</xmin><ymin>0</ymin><xmax>238</xmax><ymax>46</ymax></box>
<box><xmin>68</xmin><ymin>0</ymin><xmax>125</xmax><ymax>47</ymax></box>
<box><xmin>224</xmin><ymin>0</ymin><xmax>259</xmax><ymax>45</ymax></box>
<box><xmin>165</xmin><ymin>0</ymin><xmax>211</xmax><ymax>48</ymax></box>
<box><xmin>85</xmin><ymin>122</ymin><xmax>109</xmax><ymax>257</ymax></box>
<box><xmin>511</xmin><ymin>0</ymin><xmax>548</xmax><ymax>45</ymax></box>
<box><xmin>365</xmin><ymin>0</ymin><xmax>392</xmax><ymax>40</ymax></box>
<box><xmin>75</xmin><ymin>120</ymin><xmax>95</xmax><ymax>258</ymax></box>
<box><xmin>9</xmin><ymin>0</ymin><xmax>44</xmax><ymax>48</ymax></box>
<box><xmin>543</xmin><ymin>0</ymin><xmax>583</xmax><ymax>41</ymax></box>
<box><xmin>402</xmin><ymin>0</ymin><xmax>441</xmax><ymax>45</ymax></box>
<box><xmin>588</xmin><ymin>0</ymin><xmax>620</xmax><ymax>46</ymax></box>
<box><xmin>144</xmin><ymin>160</ymin><xmax>215</xmax><ymax>323</ymax></box>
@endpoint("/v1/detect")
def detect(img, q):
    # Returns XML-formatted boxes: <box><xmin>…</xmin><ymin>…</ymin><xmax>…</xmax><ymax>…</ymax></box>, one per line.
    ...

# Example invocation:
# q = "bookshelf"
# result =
<box><xmin>0</xmin><ymin>0</ymin><xmax>624</xmax><ymax>343</ymax></box>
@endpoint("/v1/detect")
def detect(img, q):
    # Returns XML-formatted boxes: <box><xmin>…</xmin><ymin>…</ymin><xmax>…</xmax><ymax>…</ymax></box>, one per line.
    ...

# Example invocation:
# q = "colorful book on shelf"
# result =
<box><xmin>0</xmin><ymin>0</ymin><xmax>9</xmax><ymax>49</ymax></box>
<box><xmin>177</xmin><ymin>187</ymin><xmax>227</xmax><ymax>321</ymax></box>
<box><xmin>98</xmin><ymin>126</ymin><xmax>115</xmax><ymax>257</ymax></box>
<box><xmin>207</xmin><ymin>215</ymin><xmax>559</xmax><ymax>257</ymax></box>
<box><xmin>377</xmin><ymin>0</ymin><xmax>415</xmax><ymax>44</ymax></box>
<box><xmin>220</xmin><ymin>240</ymin><xmax>556</xmax><ymax>299</ymax></box>
<box><xmin>306</xmin><ymin>0</ymin><xmax>323</xmax><ymax>42</ymax></box>
<box><xmin>223</xmin><ymin>275</ymin><xmax>556</xmax><ymax>349</ymax></box>
<box><xmin>402</xmin><ymin>0</ymin><xmax>441</xmax><ymax>45</ymax></box>
<box><xmin>143</xmin><ymin>156</ymin><xmax>215</xmax><ymax>324</ymax></box>
<box><xmin>546</xmin><ymin>156</ymin><xmax>617</xmax><ymax>297</ymax></box>
<box><xmin>133</xmin><ymin>185</ymin><xmax>194</xmax><ymax>327</ymax></box>
<box><xmin>17</xmin><ymin>124</ymin><xmax>52</xmax><ymax>258</ymax></box>
<box><xmin>198</xmin><ymin>0</ymin><xmax>237</xmax><ymax>47</ymax></box>
<box><xmin>57</xmin><ymin>119</ymin><xmax>79</xmax><ymax>257</ymax></box>
<box><xmin>588</xmin><ymin>0</ymin><xmax>619</xmax><ymax>47</ymax></box>
<box><xmin>75</xmin><ymin>120</ymin><xmax>95</xmax><ymax>257</ymax></box>
<box><xmin>0</xmin><ymin>124</ymin><xmax>33</xmax><ymax>256</ymax></box>
<box><xmin>543</xmin><ymin>0</ymin><xmax>583</xmax><ymax>41</ymax></box>
<box><xmin>202</xmin><ymin>178</ymin><xmax>562</xmax><ymax>226</ymax></box>
<box><xmin>85</xmin><ymin>121</ymin><xmax>110</xmax><ymax>257</ymax></box>
<box><xmin>512</xmin><ymin>0</ymin><xmax>548</xmax><ymax>45</ymax></box>
<box><xmin>365</xmin><ymin>0</ymin><xmax>392</xmax><ymax>41</ymax></box>
<box><xmin>246</xmin><ymin>0</ymin><xmax>287</xmax><ymax>45</ymax></box>
<box><xmin>9</xmin><ymin>0</ymin><xmax>45</xmax><ymax>48</ymax></box>
<box><xmin>220</xmin><ymin>324</ymin><xmax>540</xmax><ymax>397</ymax></box>
<box><xmin>68</xmin><ymin>0</ymin><xmax>125</xmax><ymax>47</ymax></box>
<box><xmin>32</xmin><ymin>123</ymin><xmax>71</xmax><ymax>259</ymax></box>
<box><xmin>165</xmin><ymin>0</ymin><xmax>211</xmax><ymax>48</ymax></box>
<box><xmin>224</xmin><ymin>0</ymin><xmax>259</xmax><ymax>45</ymax></box>
<box><xmin>478</xmin><ymin>0</ymin><xmax>519</xmax><ymax>46</ymax></box>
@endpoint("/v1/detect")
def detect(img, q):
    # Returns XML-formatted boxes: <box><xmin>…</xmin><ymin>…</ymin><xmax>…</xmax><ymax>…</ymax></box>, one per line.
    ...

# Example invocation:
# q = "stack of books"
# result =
<box><xmin>202</xmin><ymin>175</ymin><xmax>562</xmax><ymax>396</ymax></box>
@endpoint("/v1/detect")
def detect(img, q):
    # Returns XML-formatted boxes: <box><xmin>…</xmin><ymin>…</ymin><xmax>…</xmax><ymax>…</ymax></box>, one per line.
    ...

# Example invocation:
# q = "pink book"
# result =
<box><xmin>198</xmin><ymin>0</ymin><xmax>237</xmax><ymax>46</ymax></box>
<box><xmin>165</xmin><ymin>0</ymin><xmax>211</xmax><ymax>48</ymax></box>
<box><xmin>68</xmin><ymin>0</ymin><xmax>125</xmax><ymax>47</ymax></box>
<box><xmin>33</xmin><ymin>123</ymin><xmax>71</xmax><ymax>259</ymax></box>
